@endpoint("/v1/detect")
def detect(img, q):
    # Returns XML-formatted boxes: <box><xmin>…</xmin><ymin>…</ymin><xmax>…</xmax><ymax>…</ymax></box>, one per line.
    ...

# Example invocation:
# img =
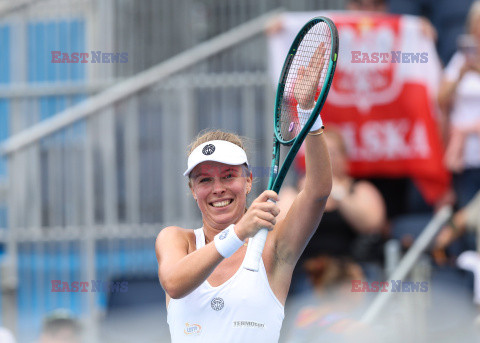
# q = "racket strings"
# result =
<box><xmin>278</xmin><ymin>21</ymin><xmax>332</xmax><ymax>142</ymax></box>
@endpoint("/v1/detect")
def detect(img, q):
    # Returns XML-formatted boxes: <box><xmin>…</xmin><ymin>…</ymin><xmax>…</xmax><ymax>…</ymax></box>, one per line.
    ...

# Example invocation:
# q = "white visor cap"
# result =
<box><xmin>184</xmin><ymin>140</ymin><xmax>249</xmax><ymax>177</ymax></box>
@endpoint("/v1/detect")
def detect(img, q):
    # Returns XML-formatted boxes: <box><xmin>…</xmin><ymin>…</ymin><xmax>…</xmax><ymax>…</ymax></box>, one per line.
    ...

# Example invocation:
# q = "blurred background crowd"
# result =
<box><xmin>0</xmin><ymin>0</ymin><xmax>479</xmax><ymax>342</ymax></box>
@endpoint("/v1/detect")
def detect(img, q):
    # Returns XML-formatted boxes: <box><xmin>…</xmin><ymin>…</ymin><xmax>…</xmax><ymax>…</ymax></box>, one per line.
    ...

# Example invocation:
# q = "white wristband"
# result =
<box><xmin>214</xmin><ymin>224</ymin><xmax>244</xmax><ymax>258</ymax></box>
<box><xmin>297</xmin><ymin>104</ymin><xmax>324</xmax><ymax>132</ymax></box>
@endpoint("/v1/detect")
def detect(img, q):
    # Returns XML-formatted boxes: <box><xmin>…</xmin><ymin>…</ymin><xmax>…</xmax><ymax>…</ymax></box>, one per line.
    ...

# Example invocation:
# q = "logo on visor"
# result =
<box><xmin>202</xmin><ymin>144</ymin><xmax>215</xmax><ymax>155</ymax></box>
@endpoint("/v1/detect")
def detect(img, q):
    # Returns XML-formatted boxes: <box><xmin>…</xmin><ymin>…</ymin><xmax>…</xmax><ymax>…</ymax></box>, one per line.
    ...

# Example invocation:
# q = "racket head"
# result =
<box><xmin>243</xmin><ymin>17</ymin><xmax>338</xmax><ymax>272</ymax></box>
<box><xmin>273</xmin><ymin>17</ymin><xmax>339</xmax><ymax>146</ymax></box>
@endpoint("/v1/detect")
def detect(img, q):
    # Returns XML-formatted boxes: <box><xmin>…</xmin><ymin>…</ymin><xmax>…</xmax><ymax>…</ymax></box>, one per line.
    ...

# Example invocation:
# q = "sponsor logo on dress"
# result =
<box><xmin>233</xmin><ymin>321</ymin><xmax>265</xmax><ymax>329</ymax></box>
<box><xmin>184</xmin><ymin>323</ymin><xmax>202</xmax><ymax>335</ymax></box>
<box><xmin>211</xmin><ymin>297</ymin><xmax>224</xmax><ymax>311</ymax></box>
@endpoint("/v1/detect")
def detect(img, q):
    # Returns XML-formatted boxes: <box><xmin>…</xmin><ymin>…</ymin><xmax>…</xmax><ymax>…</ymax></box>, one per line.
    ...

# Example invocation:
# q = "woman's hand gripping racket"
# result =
<box><xmin>243</xmin><ymin>17</ymin><xmax>338</xmax><ymax>272</ymax></box>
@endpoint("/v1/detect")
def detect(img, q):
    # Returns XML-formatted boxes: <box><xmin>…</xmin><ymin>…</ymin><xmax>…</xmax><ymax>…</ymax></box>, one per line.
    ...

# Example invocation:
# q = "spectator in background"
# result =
<box><xmin>340</xmin><ymin>0</ymin><xmax>439</xmax><ymax>222</ymax></box>
<box><xmin>0</xmin><ymin>327</ymin><xmax>16</xmax><ymax>343</ymax></box>
<box><xmin>284</xmin><ymin>256</ymin><xmax>377</xmax><ymax>343</ymax></box>
<box><xmin>388</xmin><ymin>0</ymin><xmax>473</xmax><ymax>65</ymax></box>
<box><xmin>438</xmin><ymin>0</ymin><xmax>480</xmax><ymax>208</ymax></box>
<box><xmin>348</xmin><ymin>0</ymin><xmax>437</xmax><ymax>40</ymax></box>
<box><xmin>346</xmin><ymin>0</ymin><xmax>386</xmax><ymax>12</ymax></box>
<box><xmin>434</xmin><ymin>189</ymin><xmax>480</xmax><ymax>309</ymax></box>
<box><xmin>39</xmin><ymin>309</ymin><xmax>81</xmax><ymax>343</ymax></box>
<box><xmin>435</xmin><ymin>189</ymin><xmax>480</xmax><ymax>258</ymax></box>
<box><xmin>278</xmin><ymin>128</ymin><xmax>386</xmax><ymax>293</ymax></box>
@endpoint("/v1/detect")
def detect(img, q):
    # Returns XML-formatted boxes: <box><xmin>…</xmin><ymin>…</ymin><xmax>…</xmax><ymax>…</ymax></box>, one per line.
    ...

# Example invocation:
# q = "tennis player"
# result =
<box><xmin>155</xmin><ymin>58</ymin><xmax>332</xmax><ymax>343</ymax></box>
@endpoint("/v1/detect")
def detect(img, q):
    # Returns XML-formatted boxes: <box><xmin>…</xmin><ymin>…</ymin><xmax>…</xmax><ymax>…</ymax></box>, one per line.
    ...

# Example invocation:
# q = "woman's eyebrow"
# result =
<box><xmin>221</xmin><ymin>167</ymin><xmax>239</xmax><ymax>173</ymax></box>
<box><xmin>193</xmin><ymin>166</ymin><xmax>239</xmax><ymax>178</ymax></box>
<box><xmin>191</xmin><ymin>172</ymin><xmax>210</xmax><ymax>179</ymax></box>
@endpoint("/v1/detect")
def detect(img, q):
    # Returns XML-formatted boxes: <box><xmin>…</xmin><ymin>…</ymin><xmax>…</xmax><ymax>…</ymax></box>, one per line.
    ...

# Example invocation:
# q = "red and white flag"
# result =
<box><xmin>269</xmin><ymin>11</ymin><xmax>450</xmax><ymax>204</ymax></box>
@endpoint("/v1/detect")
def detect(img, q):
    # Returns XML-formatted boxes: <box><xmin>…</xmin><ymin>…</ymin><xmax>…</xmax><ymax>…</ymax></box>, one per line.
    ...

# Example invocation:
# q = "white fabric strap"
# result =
<box><xmin>297</xmin><ymin>104</ymin><xmax>323</xmax><ymax>132</ymax></box>
<box><xmin>214</xmin><ymin>224</ymin><xmax>244</xmax><ymax>258</ymax></box>
<box><xmin>184</xmin><ymin>140</ymin><xmax>249</xmax><ymax>177</ymax></box>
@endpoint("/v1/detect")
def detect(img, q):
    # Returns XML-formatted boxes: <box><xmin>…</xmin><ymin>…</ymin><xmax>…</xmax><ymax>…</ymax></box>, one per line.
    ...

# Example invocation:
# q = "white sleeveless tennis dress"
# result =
<box><xmin>167</xmin><ymin>228</ymin><xmax>285</xmax><ymax>343</ymax></box>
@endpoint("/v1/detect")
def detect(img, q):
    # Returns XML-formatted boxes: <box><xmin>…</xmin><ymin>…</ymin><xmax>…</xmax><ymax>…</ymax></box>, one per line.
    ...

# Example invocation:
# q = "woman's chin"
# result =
<box><xmin>207</xmin><ymin>211</ymin><xmax>242</xmax><ymax>228</ymax></box>
<box><xmin>213</xmin><ymin>215</ymin><xmax>236</xmax><ymax>226</ymax></box>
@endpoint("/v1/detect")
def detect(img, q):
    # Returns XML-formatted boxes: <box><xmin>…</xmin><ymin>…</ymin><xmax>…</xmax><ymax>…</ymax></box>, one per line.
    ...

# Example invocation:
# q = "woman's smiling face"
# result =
<box><xmin>190</xmin><ymin>161</ymin><xmax>252</xmax><ymax>230</ymax></box>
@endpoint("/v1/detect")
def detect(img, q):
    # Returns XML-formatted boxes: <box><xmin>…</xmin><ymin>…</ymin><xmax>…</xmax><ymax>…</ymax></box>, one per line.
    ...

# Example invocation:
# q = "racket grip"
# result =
<box><xmin>243</xmin><ymin>228</ymin><xmax>268</xmax><ymax>272</ymax></box>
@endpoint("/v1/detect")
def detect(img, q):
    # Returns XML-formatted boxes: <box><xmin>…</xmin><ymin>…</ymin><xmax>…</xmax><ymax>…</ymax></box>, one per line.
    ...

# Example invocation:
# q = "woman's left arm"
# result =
<box><xmin>270</xmin><ymin>133</ymin><xmax>332</xmax><ymax>266</ymax></box>
<box><xmin>270</xmin><ymin>43</ymin><xmax>332</xmax><ymax>267</ymax></box>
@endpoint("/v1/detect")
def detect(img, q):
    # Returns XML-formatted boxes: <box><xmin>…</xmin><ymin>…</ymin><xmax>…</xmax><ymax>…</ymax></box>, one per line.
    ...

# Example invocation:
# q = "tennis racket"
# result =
<box><xmin>243</xmin><ymin>16</ymin><xmax>338</xmax><ymax>272</ymax></box>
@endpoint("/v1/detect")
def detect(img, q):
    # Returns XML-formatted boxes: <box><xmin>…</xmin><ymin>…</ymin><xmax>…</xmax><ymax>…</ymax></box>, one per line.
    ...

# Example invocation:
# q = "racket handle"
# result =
<box><xmin>243</xmin><ymin>198</ymin><xmax>276</xmax><ymax>272</ymax></box>
<box><xmin>243</xmin><ymin>228</ymin><xmax>268</xmax><ymax>272</ymax></box>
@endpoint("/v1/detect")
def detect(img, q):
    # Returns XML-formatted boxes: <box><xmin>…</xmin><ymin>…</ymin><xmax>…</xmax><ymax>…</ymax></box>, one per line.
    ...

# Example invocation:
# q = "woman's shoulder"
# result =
<box><xmin>155</xmin><ymin>226</ymin><xmax>197</xmax><ymax>249</ymax></box>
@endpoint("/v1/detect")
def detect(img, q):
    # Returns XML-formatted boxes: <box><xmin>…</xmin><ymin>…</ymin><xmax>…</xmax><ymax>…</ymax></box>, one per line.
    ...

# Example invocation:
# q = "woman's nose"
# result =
<box><xmin>212</xmin><ymin>178</ymin><xmax>226</xmax><ymax>194</ymax></box>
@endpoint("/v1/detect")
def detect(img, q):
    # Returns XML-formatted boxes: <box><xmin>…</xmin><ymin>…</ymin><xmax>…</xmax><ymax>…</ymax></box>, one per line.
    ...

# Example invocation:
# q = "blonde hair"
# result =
<box><xmin>187</xmin><ymin>130</ymin><xmax>246</xmax><ymax>156</ymax></box>
<box><xmin>467</xmin><ymin>0</ymin><xmax>480</xmax><ymax>34</ymax></box>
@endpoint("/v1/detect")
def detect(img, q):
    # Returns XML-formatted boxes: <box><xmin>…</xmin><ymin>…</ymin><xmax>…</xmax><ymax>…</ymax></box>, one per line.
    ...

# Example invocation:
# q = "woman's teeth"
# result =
<box><xmin>211</xmin><ymin>200</ymin><xmax>231</xmax><ymax>208</ymax></box>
